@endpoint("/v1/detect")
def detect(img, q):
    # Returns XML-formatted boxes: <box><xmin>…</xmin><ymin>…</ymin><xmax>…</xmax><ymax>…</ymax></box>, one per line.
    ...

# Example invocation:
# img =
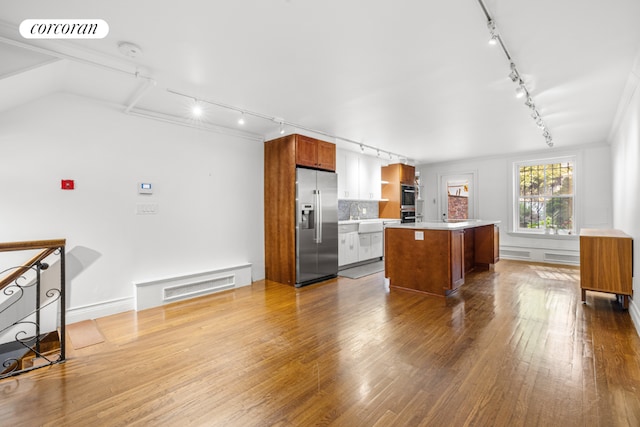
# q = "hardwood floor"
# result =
<box><xmin>2</xmin><ymin>260</ymin><xmax>639</xmax><ymax>426</ymax></box>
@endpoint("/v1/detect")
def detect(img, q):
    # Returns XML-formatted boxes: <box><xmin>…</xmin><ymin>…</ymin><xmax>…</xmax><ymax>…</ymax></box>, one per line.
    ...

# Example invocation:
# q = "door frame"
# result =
<box><xmin>437</xmin><ymin>170</ymin><xmax>478</xmax><ymax>220</ymax></box>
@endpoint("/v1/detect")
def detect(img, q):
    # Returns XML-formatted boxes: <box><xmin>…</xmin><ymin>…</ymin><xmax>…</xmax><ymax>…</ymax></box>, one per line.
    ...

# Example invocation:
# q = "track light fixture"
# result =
<box><xmin>508</xmin><ymin>63</ymin><xmax>518</xmax><ymax>82</ymax></box>
<box><xmin>524</xmin><ymin>97</ymin><xmax>535</xmax><ymax>109</ymax></box>
<box><xmin>515</xmin><ymin>81</ymin><xmax>526</xmax><ymax>99</ymax></box>
<box><xmin>487</xmin><ymin>20</ymin><xmax>498</xmax><ymax>45</ymax></box>
<box><xmin>167</xmin><ymin>89</ymin><xmax>412</xmax><ymax>162</ymax></box>
<box><xmin>477</xmin><ymin>0</ymin><xmax>553</xmax><ymax>148</ymax></box>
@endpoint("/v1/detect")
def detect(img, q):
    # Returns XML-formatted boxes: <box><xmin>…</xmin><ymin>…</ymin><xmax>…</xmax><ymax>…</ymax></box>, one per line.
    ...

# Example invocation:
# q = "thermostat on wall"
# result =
<box><xmin>138</xmin><ymin>182</ymin><xmax>153</xmax><ymax>194</ymax></box>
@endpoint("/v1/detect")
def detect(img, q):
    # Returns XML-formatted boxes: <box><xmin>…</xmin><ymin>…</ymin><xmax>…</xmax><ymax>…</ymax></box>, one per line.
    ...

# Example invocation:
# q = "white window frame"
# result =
<box><xmin>512</xmin><ymin>155</ymin><xmax>577</xmax><ymax>236</ymax></box>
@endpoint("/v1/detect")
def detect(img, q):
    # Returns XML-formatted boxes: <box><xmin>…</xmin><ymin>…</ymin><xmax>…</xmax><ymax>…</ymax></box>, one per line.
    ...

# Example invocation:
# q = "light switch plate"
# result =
<box><xmin>136</xmin><ymin>203</ymin><xmax>158</xmax><ymax>215</ymax></box>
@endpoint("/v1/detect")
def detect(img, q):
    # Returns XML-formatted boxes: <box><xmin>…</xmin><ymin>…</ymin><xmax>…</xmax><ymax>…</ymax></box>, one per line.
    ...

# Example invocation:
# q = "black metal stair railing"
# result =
<box><xmin>0</xmin><ymin>240</ymin><xmax>66</xmax><ymax>379</ymax></box>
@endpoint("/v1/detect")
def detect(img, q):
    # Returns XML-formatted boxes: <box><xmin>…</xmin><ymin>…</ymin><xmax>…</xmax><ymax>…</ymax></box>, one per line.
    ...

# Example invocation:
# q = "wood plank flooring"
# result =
<box><xmin>1</xmin><ymin>260</ymin><xmax>639</xmax><ymax>426</ymax></box>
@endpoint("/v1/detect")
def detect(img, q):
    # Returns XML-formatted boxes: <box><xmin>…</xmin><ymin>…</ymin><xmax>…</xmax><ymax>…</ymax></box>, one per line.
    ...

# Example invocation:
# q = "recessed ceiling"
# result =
<box><xmin>1</xmin><ymin>0</ymin><xmax>640</xmax><ymax>163</ymax></box>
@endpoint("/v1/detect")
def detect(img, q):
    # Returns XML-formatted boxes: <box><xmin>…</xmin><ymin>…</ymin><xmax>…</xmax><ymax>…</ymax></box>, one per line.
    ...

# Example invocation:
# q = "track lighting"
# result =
<box><xmin>487</xmin><ymin>20</ymin><xmax>498</xmax><ymax>45</ymax></box>
<box><xmin>508</xmin><ymin>63</ymin><xmax>518</xmax><ymax>82</ymax></box>
<box><xmin>524</xmin><ymin>97</ymin><xmax>535</xmax><ymax>109</ymax></box>
<box><xmin>478</xmin><ymin>0</ymin><xmax>553</xmax><ymax>148</ymax></box>
<box><xmin>168</xmin><ymin>89</ymin><xmax>412</xmax><ymax>161</ymax></box>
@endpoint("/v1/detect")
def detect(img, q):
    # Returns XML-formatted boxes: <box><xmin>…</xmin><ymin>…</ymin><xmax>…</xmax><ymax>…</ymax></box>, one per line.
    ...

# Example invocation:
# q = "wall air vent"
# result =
<box><xmin>543</xmin><ymin>253</ymin><xmax>580</xmax><ymax>265</ymax></box>
<box><xmin>163</xmin><ymin>276</ymin><xmax>234</xmax><ymax>301</ymax></box>
<box><xmin>134</xmin><ymin>264</ymin><xmax>252</xmax><ymax>311</ymax></box>
<box><xmin>501</xmin><ymin>249</ymin><xmax>531</xmax><ymax>260</ymax></box>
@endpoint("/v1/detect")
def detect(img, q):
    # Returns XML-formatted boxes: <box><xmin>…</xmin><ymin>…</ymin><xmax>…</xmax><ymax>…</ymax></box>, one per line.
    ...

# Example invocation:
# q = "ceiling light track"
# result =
<box><xmin>166</xmin><ymin>88</ymin><xmax>412</xmax><ymax>163</ymax></box>
<box><xmin>476</xmin><ymin>0</ymin><xmax>554</xmax><ymax>148</ymax></box>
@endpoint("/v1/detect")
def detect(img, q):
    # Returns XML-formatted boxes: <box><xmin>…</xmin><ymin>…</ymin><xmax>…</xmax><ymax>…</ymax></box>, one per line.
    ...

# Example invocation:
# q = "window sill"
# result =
<box><xmin>508</xmin><ymin>231</ymin><xmax>579</xmax><ymax>241</ymax></box>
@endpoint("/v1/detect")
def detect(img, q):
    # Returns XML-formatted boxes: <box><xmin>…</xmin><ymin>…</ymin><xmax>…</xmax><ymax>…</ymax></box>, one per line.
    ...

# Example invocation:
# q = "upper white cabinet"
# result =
<box><xmin>336</xmin><ymin>148</ymin><xmax>382</xmax><ymax>200</ymax></box>
<box><xmin>336</xmin><ymin>149</ymin><xmax>359</xmax><ymax>199</ymax></box>
<box><xmin>359</xmin><ymin>155</ymin><xmax>382</xmax><ymax>200</ymax></box>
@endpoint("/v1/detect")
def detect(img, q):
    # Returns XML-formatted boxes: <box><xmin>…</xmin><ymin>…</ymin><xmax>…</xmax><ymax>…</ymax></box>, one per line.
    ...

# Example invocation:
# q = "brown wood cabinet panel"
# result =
<box><xmin>264</xmin><ymin>135</ymin><xmax>297</xmax><ymax>285</ymax></box>
<box><xmin>580</xmin><ymin>229</ymin><xmax>633</xmax><ymax>308</ymax></box>
<box><xmin>379</xmin><ymin>163</ymin><xmax>415</xmax><ymax>219</ymax></box>
<box><xmin>294</xmin><ymin>135</ymin><xmax>318</xmax><ymax>169</ymax></box>
<box><xmin>294</xmin><ymin>134</ymin><xmax>336</xmax><ymax>171</ymax></box>
<box><xmin>385</xmin><ymin>228</ymin><xmax>451</xmax><ymax>296</ymax></box>
<box><xmin>475</xmin><ymin>224</ymin><xmax>500</xmax><ymax>267</ymax></box>
<box><xmin>451</xmin><ymin>230</ymin><xmax>465</xmax><ymax>289</ymax></box>
<box><xmin>399</xmin><ymin>164</ymin><xmax>415</xmax><ymax>185</ymax></box>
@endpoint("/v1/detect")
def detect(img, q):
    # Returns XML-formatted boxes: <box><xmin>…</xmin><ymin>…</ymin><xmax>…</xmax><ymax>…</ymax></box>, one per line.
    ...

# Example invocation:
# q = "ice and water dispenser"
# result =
<box><xmin>300</xmin><ymin>203</ymin><xmax>315</xmax><ymax>229</ymax></box>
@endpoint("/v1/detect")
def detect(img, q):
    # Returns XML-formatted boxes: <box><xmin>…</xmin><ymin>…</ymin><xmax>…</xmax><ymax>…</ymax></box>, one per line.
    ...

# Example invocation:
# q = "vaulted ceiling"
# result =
<box><xmin>2</xmin><ymin>1</ymin><xmax>640</xmax><ymax>164</ymax></box>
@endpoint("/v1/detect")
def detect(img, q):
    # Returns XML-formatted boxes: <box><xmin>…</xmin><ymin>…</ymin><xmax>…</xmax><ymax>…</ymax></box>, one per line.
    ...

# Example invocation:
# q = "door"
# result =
<box><xmin>438</xmin><ymin>172</ymin><xmax>476</xmax><ymax>221</ymax></box>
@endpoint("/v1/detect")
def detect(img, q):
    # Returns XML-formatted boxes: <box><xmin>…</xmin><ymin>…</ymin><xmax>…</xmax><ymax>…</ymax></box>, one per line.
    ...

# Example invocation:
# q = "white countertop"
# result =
<box><xmin>338</xmin><ymin>218</ymin><xmax>402</xmax><ymax>225</ymax></box>
<box><xmin>384</xmin><ymin>220</ymin><xmax>500</xmax><ymax>230</ymax></box>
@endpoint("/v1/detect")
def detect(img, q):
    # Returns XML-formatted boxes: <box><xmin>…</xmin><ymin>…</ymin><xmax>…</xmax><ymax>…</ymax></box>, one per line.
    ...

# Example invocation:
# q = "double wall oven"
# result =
<box><xmin>401</xmin><ymin>184</ymin><xmax>416</xmax><ymax>223</ymax></box>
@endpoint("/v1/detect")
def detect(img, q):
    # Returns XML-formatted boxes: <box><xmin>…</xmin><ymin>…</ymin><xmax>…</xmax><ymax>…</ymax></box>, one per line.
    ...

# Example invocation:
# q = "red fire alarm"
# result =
<box><xmin>61</xmin><ymin>179</ymin><xmax>75</xmax><ymax>190</ymax></box>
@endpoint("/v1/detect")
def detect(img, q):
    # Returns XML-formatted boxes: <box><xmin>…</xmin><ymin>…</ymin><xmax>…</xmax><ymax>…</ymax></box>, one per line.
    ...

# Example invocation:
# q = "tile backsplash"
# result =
<box><xmin>338</xmin><ymin>200</ymin><xmax>379</xmax><ymax>221</ymax></box>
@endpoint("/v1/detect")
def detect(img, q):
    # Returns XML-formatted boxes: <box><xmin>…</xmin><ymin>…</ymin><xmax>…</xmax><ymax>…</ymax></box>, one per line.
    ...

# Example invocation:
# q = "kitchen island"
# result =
<box><xmin>384</xmin><ymin>220</ymin><xmax>500</xmax><ymax>297</ymax></box>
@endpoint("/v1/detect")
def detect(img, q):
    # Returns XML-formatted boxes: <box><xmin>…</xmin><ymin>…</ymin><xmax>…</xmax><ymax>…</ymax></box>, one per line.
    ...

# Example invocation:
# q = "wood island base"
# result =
<box><xmin>384</xmin><ymin>222</ymin><xmax>499</xmax><ymax>297</ymax></box>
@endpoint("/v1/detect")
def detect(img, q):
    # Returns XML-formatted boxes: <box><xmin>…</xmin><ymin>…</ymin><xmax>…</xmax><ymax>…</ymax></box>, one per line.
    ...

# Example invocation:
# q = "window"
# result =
<box><xmin>515</xmin><ymin>158</ymin><xmax>575</xmax><ymax>235</ymax></box>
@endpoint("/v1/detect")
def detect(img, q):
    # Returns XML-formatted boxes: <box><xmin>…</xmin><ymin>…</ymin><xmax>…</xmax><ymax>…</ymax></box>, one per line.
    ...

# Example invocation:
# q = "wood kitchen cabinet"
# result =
<box><xmin>380</xmin><ymin>163</ymin><xmax>416</xmax><ymax>219</ymax></box>
<box><xmin>264</xmin><ymin>134</ymin><xmax>337</xmax><ymax>285</ymax></box>
<box><xmin>384</xmin><ymin>222</ymin><xmax>499</xmax><ymax>297</ymax></box>
<box><xmin>295</xmin><ymin>134</ymin><xmax>336</xmax><ymax>171</ymax></box>
<box><xmin>474</xmin><ymin>224</ymin><xmax>500</xmax><ymax>267</ymax></box>
<box><xmin>450</xmin><ymin>229</ymin><xmax>465</xmax><ymax>290</ymax></box>
<box><xmin>580</xmin><ymin>229</ymin><xmax>633</xmax><ymax>308</ymax></box>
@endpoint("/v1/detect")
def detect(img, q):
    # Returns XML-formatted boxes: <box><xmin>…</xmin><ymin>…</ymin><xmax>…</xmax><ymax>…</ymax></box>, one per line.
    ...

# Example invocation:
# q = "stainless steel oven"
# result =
<box><xmin>401</xmin><ymin>185</ymin><xmax>415</xmax><ymax>209</ymax></box>
<box><xmin>401</xmin><ymin>209</ymin><xmax>416</xmax><ymax>223</ymax></box>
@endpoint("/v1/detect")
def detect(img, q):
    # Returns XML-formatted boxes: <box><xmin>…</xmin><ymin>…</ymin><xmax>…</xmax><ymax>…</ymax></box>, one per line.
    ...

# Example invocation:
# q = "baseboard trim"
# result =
<box><xmin>500</xmin><ymin>246</ymin><xmax>580</xmax><ymax>265</ymax></box>
<box><xmin>66</xmin><ymin>296</ymin><xmax>135</xmax><ymax>324</ymax></box>
<box><xmin>629</xmin><ymin>297</ymin><xmax>640</xmax><ymax>338</ymax></box>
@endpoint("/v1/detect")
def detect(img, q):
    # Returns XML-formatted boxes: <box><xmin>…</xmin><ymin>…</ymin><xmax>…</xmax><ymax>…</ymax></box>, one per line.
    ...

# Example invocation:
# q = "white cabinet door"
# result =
<box><xmin>339</xmin><ymin>231</ymin><xmax>359</xmax><ymax>266</ymax></box>
<box><xmin>336</xmin><ymin>149</ymin><xmax>359</xmax><ymax>199</ymax></box>
<box><xmin>371</xmin><ymin>232</ymin><xmax>383</xmax><ymax>259</ymax></box>
<box><xmin>358</xmin><ymin>233</ymin><xmax>371</xmax><ymax>262</ymax></box>
<box><xmin>359</xmin><ymin>155</ymin><xmax>382</xmax><ymax>200</ymax></box>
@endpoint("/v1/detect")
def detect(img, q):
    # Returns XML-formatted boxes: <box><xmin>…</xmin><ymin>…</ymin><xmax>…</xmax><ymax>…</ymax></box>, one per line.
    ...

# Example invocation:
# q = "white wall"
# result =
<box><xmin>610</xmin><ymin>56</ymin><xmax>640</xmax><ymax>333</ymax></box>
<box><xmin>0</xmin><ymin>93</ymin><xmax>265</xmax><ymax>322</ymax></box>
<box><xmin>417</xmin><ymin>144</ymin><xmax>613</xmax><ymax>264</ymax></box>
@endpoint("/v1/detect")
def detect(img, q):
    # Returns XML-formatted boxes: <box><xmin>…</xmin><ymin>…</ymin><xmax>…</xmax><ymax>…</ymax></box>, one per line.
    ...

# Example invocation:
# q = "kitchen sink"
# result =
<box><xmin>358</xmin><ymin>221</ymin><xmax>384</xmax><ymax>233</ymax></box>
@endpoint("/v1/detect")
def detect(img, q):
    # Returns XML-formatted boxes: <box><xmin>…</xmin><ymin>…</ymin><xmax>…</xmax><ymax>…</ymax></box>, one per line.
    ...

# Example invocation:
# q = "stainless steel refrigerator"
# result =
<box><xmin>296</xmin><ymin>167</ymin><xmax>338</xmax><ymax>287</ymax></box>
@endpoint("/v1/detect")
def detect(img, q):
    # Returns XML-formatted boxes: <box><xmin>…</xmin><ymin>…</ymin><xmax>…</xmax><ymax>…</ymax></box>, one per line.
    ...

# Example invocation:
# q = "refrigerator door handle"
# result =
<box><xmin>315</xmin><ymin>189</ymin><xmax>323</xmax><ymax>243</ymax></box>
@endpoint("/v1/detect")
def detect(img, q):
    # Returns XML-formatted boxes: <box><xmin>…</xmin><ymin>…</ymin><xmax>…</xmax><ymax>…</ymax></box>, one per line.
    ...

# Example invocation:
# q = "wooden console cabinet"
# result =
<box><xmin>264</xmin><ymin>134</ymin><xmax>336</xmax><ymax>286</ymax></box>
<box><xmin>579</xmin><ymin>228</ymin><xmax>633</xmax><ymax>309</ymax></box>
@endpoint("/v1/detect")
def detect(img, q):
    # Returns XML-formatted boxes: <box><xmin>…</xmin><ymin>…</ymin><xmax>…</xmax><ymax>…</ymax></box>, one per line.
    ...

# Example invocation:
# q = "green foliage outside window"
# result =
<box><xmin>518</xmin><ymin>161</ymin><xmax>574</xmax><ymax>233</ymax></box>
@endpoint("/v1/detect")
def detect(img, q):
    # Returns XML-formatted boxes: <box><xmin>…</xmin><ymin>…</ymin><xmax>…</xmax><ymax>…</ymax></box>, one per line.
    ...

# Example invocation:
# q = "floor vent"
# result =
<box><xmin>501</xmin><ymin>249</ymin><xmax>531</xmax><ymax>260</ymax></box>
<box><xmin>544</xmin><ymin>253</ymin><xmax>580</xmax><ymax>265</ymax></box>
<box><xmin>135</xmin><ymin>264</ymin><xmax>251</xmax><ymax>311</ymax></box>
